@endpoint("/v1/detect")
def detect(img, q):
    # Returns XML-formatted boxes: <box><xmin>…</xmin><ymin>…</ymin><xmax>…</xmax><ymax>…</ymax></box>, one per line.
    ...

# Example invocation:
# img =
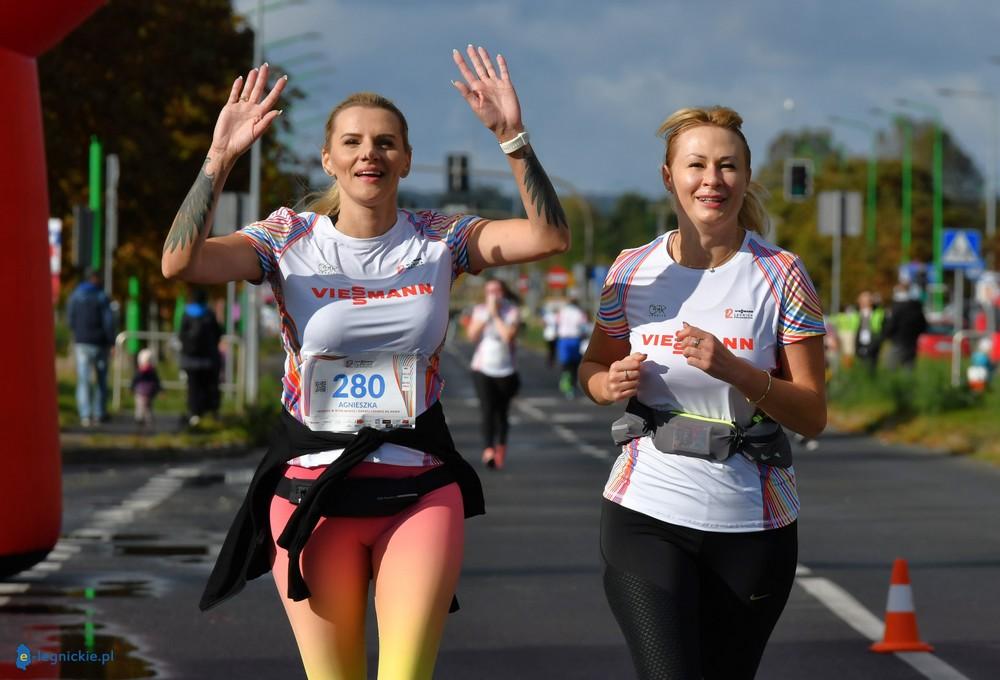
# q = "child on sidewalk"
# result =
<box><xmin>131</xmin><ymin>348</ymin><xmax>161</xmax><ymax>427</ymax></box>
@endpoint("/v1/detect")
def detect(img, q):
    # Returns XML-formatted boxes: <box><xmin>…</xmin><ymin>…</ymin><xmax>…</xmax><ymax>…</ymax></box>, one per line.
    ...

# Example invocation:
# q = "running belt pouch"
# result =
<box><xmin>740</xmin><ymin>419</ymin><xmax>793</xmax><ymax>468</ymax></box>
<box><xmin>279</xmin><ymin>465</ymin><xmax>456</xmax><ymax>517</ymax></box>
<box><xmin>622</xmin><ymin>398</ymin><xmax>792</xmax><ymax>467</ymax></box>
<box><xmin>652</xmin><ymin>414</ymin><xmax>733</xmax><ymax>462</ymax></box>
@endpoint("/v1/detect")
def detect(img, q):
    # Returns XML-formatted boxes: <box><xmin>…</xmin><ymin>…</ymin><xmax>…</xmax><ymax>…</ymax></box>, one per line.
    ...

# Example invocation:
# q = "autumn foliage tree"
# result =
<box><xmin>40</xmin><ymin>0</ymin><xmax>305</xmax><ymax>316</ymax></box>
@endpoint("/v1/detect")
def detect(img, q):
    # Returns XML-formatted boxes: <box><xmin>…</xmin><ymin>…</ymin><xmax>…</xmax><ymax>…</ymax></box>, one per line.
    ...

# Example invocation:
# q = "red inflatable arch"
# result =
<box><xmin>0</xmin><ymin>0</ymin><xmax>104</xmax><ymax>576</ymax></box>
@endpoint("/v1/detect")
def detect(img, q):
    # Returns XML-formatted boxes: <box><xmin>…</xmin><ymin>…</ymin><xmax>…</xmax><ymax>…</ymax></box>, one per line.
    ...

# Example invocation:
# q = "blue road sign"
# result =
<box><xmin>941</xmin><ymin>229</ymin><xmax>983</xmax><ymax>271</ymax></box>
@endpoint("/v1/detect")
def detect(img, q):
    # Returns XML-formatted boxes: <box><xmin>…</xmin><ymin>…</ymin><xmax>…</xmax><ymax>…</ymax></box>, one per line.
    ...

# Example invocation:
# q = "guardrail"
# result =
<box><xmin>111</xmin><ymin>330</ymin><xmax>245</xmax><ymax>412</ymax></box>
<box><xmin>951</xmin><ymin>330</ymin><xmax>988</xmax><ymax>387</ymax></box>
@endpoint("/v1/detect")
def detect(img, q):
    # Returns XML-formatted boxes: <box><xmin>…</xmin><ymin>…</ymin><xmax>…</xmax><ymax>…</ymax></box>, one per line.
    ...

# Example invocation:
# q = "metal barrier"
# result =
<box><xmin>111</xmin><ymin>330</ymin><xmax>245</xmax><ymax>412</ymax></box>
<box><xmin>950</xmin><ymin>330</ymin><xmax>988</xmax><ymax>387</ymax></box>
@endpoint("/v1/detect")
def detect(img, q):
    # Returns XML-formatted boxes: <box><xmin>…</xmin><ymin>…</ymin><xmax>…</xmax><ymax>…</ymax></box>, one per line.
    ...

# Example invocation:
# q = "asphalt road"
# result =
<box><xmin>2</xmin><ymin>340</ymin><xmax>999</xmax><ymax>679</ymax></box>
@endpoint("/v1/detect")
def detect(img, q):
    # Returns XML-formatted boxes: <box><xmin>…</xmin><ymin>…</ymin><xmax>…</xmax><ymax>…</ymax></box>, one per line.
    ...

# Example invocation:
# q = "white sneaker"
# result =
<box><xmin>188</xmin><ymin>415</ymin><xmax>201</xmax><ymax>426</ymax></box>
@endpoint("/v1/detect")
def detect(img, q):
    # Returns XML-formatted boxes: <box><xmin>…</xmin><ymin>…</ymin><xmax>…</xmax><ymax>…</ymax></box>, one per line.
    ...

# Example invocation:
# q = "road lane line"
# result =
<box><xmin>515</xmin><ymin>403</ymin><xmax>609</xmax><ymax>460</ymax></box>
<box><xmin>797</xmin><ymin>572</ymin><xmax>970</xmax><ymax>680</ymax></box>
<box><xmin>0</xmin><ymin>583</ymin><xmax>30</xmax><ymax>594</ymax></box>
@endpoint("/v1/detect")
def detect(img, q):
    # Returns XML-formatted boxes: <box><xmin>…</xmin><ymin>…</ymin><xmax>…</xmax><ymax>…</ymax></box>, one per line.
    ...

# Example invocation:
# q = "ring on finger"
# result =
<box><xmin>692</xmin><ymin>338</ymin><xmax>701</xmax><ymax>348</ymax></box>
<box><xmin>240</xmin><ymin>96</ymin><xmax>250</xmax><ymax>102</ymax></box>
<box><xmin>624</xmin><ymin>369</ymin><xmax>631</xmax><ymax>381</ymax></box>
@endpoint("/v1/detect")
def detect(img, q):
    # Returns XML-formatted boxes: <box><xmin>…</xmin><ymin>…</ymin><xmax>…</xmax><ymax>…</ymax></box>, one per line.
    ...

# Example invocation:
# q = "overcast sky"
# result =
<box><xmin>234</xmin><ymin>0</ymin><xmax>1000</xmax><ymax>199</ymax></box>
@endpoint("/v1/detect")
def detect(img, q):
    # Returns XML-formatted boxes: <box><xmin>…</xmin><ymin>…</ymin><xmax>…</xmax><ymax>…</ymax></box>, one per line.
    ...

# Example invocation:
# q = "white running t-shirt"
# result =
<box><xmin>598</xmin><ymin>230</ymin><xmax>825</xmax><ymax>531</ymax></box>
<box><xmin>469</xmin><ymin>301</ymin><xmax>520</xmax><ymax>378</ymax></box>
<box><xmin>238</xmin><ymin>207</ymin><xmax>483</xmax><ymax>466</ymax></box>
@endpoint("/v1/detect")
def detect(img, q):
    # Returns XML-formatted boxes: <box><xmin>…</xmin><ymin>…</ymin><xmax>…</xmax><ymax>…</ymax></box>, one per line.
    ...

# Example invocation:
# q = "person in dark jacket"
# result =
<box><xmin>178</xmin><ymin>288</ymin><xmax>222</xmax><ymax>425</ymax></box>
<box><xmin>884</xmin><ymin>284</ymin><xmax>928</xmax><ymax>369</ymax></box>
<box><xmin>66</xmin><ymin>268</ymin><xmax>115</xmax><ymax>426</ymax></box>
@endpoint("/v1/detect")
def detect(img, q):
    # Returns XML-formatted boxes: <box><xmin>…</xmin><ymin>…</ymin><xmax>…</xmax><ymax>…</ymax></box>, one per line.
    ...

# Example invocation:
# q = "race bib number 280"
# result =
<box><xmin>301</xmin><ymin>353</ymin><xmax>418</xmax><ymax>432</ymax></box>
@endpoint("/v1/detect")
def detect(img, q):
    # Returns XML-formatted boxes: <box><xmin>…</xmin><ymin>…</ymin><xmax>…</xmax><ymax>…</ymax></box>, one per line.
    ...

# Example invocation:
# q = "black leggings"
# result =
<box><xmin>186</xmin><ymin>368</ymin><xmax>220</xmax><ymax>416</ymax></box>
<box><xmin>600</xmin><ymin>500</ymin><xmax>797</xmax><ymax>680</ymax></box>
<box><xmin>471</xmin><ymin>371</ymin><xmax>519</xmax><ymax>447</ymax></box>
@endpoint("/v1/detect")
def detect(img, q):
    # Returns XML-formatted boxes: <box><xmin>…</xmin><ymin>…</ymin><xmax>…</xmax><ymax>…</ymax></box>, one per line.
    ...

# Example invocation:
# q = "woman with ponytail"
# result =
<box><xmin>162</xmin><ymin>46</ymin><xmax>569</xmax><ymax>680</ymax></box>
<box><xmin>579</xmin><ymin>106</ymin><xmax>827</xmax><ymax>679</ymax></box>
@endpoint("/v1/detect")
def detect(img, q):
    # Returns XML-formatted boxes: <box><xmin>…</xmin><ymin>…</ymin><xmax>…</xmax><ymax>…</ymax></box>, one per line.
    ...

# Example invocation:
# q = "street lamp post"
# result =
<box><xmin>237</xmin><ymin>0</ymin><xmax>312</xmax><ymax>404</ymax></box>
<box><xmin>829</xmin><ymin>115</ymin><xmax>878</xmax><ymax>258</ymax></box>
<box><xmin>897</xmin><ymin>98</ymin><xmax>945</xmax><ymax>312</ymax></box>
<box><xmin>937</xmin><ymin>87</ymin><xmax>998</xmax><ymax>269</ymax></box>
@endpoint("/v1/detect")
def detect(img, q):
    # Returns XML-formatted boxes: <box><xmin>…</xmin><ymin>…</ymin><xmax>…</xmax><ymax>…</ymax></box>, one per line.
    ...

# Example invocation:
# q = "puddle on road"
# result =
<box><xmin>185</xmin><ymin>472</ymin><xmax>225</xmax><ymax>487</ymax></box>
<box><xmin>19</xmin><ymin>623</ymin><xmax>159</xmax><ymax>678</ymax></box>
<box><xmin>115</xmin><ymin>544</ymin><xmax>207</xmax><ymax>558</ymax></box>
<box><xmin>0</xmin><ymin>603</ymin><xmax>85</xmax><ymax>615</ymax></box>
<box><xmin>16</xmin><ymin>579</ymin><xmax>156</xmax><ymax>600</ymax></box>
<box><xmin>111</xmin><ymin>533</ymin><xmax>163</xmax><ymax>542</ymax></box>
<box><xmin>4</xmin><ymin>593</ymin><xmax>160</xmax><ymax>678</ymax></box>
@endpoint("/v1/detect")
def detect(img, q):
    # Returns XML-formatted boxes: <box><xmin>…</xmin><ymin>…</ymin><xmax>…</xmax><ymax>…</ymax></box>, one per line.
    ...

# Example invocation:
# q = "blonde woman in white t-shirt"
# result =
<box><xmin>579</xmin><ymin>106</ymin><xmax>827</xmax><ymax>679</ymax></box>
<box><xmin>162</xmin><ymin>46</ymin><xmax>569</xmax><ymax>680</ymax></box>
<box><xmin>466</xmin><ymin>278</ymin><xmax>521</xmax><ymax>469</ymax></box>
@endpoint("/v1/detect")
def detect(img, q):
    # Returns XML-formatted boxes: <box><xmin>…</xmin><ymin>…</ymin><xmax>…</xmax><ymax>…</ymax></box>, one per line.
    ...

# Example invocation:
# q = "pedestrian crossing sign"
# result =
<box><xmin>941</xmin><ymin>229</ymin><xmax>982</xmax><ymax>270</ymax></box>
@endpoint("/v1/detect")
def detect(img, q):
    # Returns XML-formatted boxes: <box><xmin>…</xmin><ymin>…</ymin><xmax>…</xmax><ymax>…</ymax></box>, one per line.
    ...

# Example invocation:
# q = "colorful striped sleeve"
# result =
<box><xmin>777</xmin><ymin>256</ymin><xmax>826</xmax><ymax>345</ymax></box>
<box><xmin>236</xmin><ymin>207</ymin><xmax>316</xmax><ymax>278</ymax></box>
<box><xmin>597</xmin><ymin>240</ymin><xmax>661</xmax><ymax>340</ymax></box>
<box><xmin>411</xmin><ymin>210</ymin><xmax>485</xmax><ymax>281</ymax></box>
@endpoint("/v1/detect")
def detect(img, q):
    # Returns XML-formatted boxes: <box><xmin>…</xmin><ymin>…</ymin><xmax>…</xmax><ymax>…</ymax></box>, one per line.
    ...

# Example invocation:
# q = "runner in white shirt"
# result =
<box><xmin>466</xmin><ymin>278</ymin><xmax>521</xmax><ymax>469</ymax></box>
<box><xmin>579</xmin><ymin>106</ymin><xmax>826</xmax><ymax>680</ymax></box>
<box><xmin>161</xmin><ymin>48</ymin><xmax>569</xmax><ymax>680</ymax></box>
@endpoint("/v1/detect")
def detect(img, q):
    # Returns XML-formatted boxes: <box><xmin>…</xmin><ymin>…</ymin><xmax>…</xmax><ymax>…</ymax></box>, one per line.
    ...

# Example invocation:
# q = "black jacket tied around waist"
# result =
<box><xmin>199</xmin><ymin>401</ymin><xmax>484</xmax><ymax>611</ymax></box>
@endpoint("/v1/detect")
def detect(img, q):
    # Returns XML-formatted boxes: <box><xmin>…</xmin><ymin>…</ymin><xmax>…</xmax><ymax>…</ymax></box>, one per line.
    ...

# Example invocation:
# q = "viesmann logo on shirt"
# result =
<box><xmin>311</xmin><ymin>283</ymin><xmax>434</xmax><ymax>306</ymax></box>
<box><xmin>640</xmin><ymin>331</ymin><xmax>755</xmax><ymax>353</ymax></box>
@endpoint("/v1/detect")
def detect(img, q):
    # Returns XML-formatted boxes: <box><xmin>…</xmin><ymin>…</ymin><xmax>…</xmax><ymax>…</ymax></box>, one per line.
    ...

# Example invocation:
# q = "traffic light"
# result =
<box><xmin>784</xmin><ymin>158</ymin><xmax>813</xmax><ymax>201</ymax></box>
<box><xmin>446</xmin><ymin>153</ymin><xmax>469</xmax><ymax>194</ymax></box>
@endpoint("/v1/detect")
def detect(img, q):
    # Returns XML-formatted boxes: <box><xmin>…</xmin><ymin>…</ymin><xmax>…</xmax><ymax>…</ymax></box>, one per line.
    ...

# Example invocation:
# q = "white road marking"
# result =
<box><xmin>549</xmin><ymin>412</ymin><xmax>597</xmax><ymax>424</ymax></box>
<box><xmin>515</xmin><ymin>403</ymin><xmax>609</xmax><ymax>460</ymax></box>
<box><xmin>797</xmin><ymin>570</ymin><xmax>971</xmax><ymax>680</ymax></box>
<box><xmin>0</xmin><ymin>583</ymin><xmax>30</xmax><ymax>594</ymax></box>
<box><xmin>1</xmin><ymin>465</ymin><xmax>209</xmax><ymax>594</ymax></box>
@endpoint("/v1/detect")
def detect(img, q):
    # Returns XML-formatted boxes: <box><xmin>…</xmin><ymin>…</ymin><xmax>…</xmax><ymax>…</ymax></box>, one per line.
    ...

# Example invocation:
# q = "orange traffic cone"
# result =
<box><xmin>870</xmin><ymin>558</ymin><xmax>934</xmax><ymax>653</ymax></box>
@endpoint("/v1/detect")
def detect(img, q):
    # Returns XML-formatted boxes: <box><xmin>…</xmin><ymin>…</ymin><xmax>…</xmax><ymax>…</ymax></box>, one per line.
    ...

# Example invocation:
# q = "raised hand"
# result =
<box><xmin>209</xmin><ymin>64</ymin><xmax>288</xmax><ymax>166</ymax></box>
<box><xmin>451</xmin><ymin>45</ymin><xmax>523</xmax><ymax>140</ymax></box>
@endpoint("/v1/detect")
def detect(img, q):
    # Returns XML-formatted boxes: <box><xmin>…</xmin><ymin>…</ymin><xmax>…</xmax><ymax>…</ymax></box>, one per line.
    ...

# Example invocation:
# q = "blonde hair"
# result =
<box><xmin>657</xmin><ymin>106</ymin><xmax>770</xmax><ymax>235</ymax></box>
<box><xmin>137</xmin><ymin>348</ymin><xmax>155</xmax><ymax>369</ymax></box>
<box><xmin>304</xmin><ymin>92</ymin><xmax>412</xmax><ymax>217</ymax></box>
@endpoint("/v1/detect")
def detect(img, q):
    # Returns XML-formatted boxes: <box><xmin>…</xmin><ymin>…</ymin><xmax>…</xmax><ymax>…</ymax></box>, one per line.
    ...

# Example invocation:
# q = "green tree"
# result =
<box><xmin>760</xmin><ymin>121</ymin><xmax>986</xmax><ymax>312</ymax></box>
<box><xmin>40</xmin><ymin>0</ymin><xmax>305</xmax><ymax>313</ymax></box>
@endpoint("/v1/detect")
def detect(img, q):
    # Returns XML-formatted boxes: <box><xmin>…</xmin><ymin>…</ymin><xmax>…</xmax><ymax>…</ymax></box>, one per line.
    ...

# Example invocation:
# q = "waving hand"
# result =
<box><xmin>452</xmin><ymin>45</ymin><xmax>523</xmax><ymax>139</ymax></box>
<box><xmin>210</xmin><ymin>63</ymin><xmax>288</xmax><ymax>165</ymax></box>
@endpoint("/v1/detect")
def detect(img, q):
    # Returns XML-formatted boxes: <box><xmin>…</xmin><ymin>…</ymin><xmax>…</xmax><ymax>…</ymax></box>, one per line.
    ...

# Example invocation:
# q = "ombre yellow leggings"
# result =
<box><xmin>270</xmin><ymin>463</ymin><xmax>465</xmax><ymax>680</ymax></box>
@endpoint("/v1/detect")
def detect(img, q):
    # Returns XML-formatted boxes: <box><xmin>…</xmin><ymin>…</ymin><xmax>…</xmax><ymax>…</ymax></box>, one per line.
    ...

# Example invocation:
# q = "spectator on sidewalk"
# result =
<box><xmin>67</xmin><ymin>267</ymin><xmax>115</xmax><ymax>427</ymax></box>
<box><xmin>884</xmin><ymin>283</ymin><xmax>928</xmax><ymax>369</ymax></box>
<box><xmin>131</xmin><ymin>348</ymin><xmax>162</xmax><ymax>427</ymax></box>
<box><xmin>853</xmin><ymin>290</ymin><xmax>884</xmax><ymax>373</ymax></box>
<box><xmin>179</xmin><ymin>289</ymin><xmax>222</xmax><ymax>426</ymax></box>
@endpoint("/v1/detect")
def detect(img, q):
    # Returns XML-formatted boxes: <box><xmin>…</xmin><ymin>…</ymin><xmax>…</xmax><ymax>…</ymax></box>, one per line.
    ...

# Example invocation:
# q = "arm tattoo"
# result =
<box><xmin>522</xmin><ymin>149</ymin><xmax>568</xmax><ymax>230</ymax></box>
<box><xmin>164</xmin><ymin>159</ymin><xmax>216</xmax><ymax>253</ymax></box>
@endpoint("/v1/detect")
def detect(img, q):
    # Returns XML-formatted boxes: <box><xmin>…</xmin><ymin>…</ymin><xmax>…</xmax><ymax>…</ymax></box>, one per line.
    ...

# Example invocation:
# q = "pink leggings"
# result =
<box><xmin>269</xmin><ymin>462</ymin><xmax>464</xmax><ymax>680</ymax></box>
